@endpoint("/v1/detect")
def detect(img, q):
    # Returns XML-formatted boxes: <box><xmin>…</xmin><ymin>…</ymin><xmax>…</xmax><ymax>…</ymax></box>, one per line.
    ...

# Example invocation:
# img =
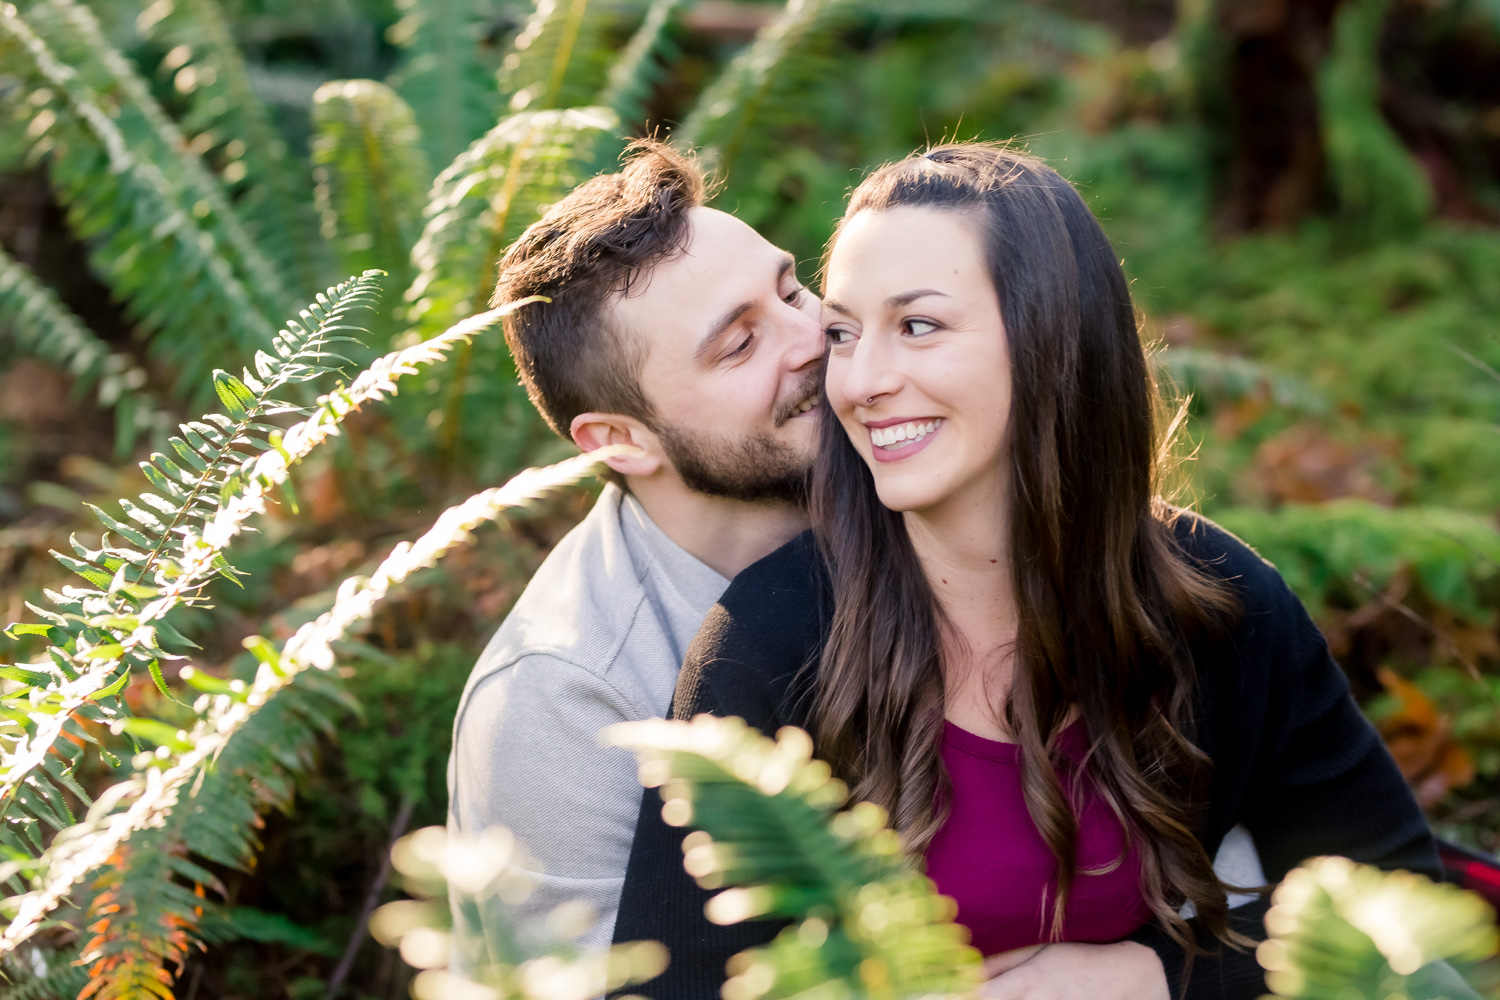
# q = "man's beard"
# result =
<box><xmin>655</xmin><ymin>421</ymin><xmax>811</xmax><ymax>504</ymax></box>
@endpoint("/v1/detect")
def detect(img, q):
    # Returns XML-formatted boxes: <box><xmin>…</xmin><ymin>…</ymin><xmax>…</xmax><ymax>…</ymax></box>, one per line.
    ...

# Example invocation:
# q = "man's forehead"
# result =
<box><xmin>611</xmin><ymin>207</ymin><xmax>788</xmax><ymax>351</ymax></box>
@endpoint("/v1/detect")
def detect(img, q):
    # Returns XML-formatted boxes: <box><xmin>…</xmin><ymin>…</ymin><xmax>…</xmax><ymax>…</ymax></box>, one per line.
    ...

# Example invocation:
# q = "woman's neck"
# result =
<box><xmin>904</xmin><ymin>487</ymin><xmax>1019</xmax><ymax>738</ymax></box>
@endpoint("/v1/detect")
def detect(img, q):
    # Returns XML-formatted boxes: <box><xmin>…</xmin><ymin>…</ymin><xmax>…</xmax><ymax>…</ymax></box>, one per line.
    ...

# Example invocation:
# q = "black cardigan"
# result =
<box><xmin>611</xmin><ymin>517</ymin><xmax>1440</xmax><ymax>1000</ymax></box>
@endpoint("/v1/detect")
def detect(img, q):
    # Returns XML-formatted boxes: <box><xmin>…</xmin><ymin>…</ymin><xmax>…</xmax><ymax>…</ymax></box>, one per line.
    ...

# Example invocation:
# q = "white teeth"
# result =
<box><xmin>793</xmin><ymin>396</ymin><xmax>816</xmax><ymax>415</ymax></box>
<box><xmin>870</xmin><ymin>419</ymin><xmax>941</xmax><ymax>449</ymax></box>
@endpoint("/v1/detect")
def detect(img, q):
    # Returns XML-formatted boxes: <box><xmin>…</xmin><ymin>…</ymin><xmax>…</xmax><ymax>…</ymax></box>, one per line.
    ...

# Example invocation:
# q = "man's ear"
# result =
<box><xmin>570</xmin><ymin>413</ymin><xmax>663</xmax><ymax>478</ymax></box>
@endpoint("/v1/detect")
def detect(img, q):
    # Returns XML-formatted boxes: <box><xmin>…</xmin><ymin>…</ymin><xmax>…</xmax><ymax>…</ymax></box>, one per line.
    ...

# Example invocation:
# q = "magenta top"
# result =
<box><xmin>924</xmin><ymin>719</ymin><xmax>1152</xmax><ymax>956</ymax></box>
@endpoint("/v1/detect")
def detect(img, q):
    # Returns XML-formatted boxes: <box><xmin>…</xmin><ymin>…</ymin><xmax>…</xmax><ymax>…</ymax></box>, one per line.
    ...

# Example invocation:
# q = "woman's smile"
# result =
<box><xmin>865</xmin><ymin>416</ymin><xmax>944</xmax><ymax>461</ymax></box>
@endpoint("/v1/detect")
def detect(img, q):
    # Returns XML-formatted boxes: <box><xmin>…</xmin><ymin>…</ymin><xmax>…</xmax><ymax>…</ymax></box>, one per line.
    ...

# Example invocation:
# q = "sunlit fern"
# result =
<box><xmin>312</xmin><ymin>80</ymin><xmax>433</xmax><ymax>305</ymax></box>
<box><xmin>598</xmin><ymin>0</ymin><xmax>685</xmax><ymax>128</ymax></box>
<box><xmin>676</xmin><ymin>0</ymin><xmax>855</xmax><ymax>183</ymax></box>
<box><xmin>0</xmin><ymin>0</ymin><xmax>282</xmax><ymax>406</ymax></box>
<box><xmin>372</xmin><ymin>824</ymin><xmax>669</xmax><ymax>1000</ymax></box>
<box><xmin>0</xmin><ymin>271</ymin><xmax>380</xmax><ymax>884</ymax></box>
<box><xmin>1258</xmin><ymin>855</ymin><xmax>1497</xmax><ymax>1000</ymax></box>
<box><xmin>135</xmin><ymin>0</ymin><xmax>327</xmax><ymax>294</ymax></box>
<box><xmin>388</xmin><ymin>0</ymin><xmax>503</xmax><ymax>167</ymax></box>
<box><xmin>609</xmin><ymin>716</ymin><xmax>982</xmax><ymax>1000</ymax></box>
<box><xmin>497</xmin><ymin>0</ymin><xmax>633</xmax><ymax>114</ymax></box>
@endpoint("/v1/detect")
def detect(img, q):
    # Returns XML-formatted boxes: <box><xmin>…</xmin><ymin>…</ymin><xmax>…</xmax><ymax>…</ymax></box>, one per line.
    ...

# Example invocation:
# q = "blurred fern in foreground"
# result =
<box><xmin>1260</xmin><ymin>855</ymin><xmax>1498</xmax><ymax>1000</ymax></box>
<box><xmin>609</xmin><ymin>716</ymin><xmax>982</xmax><ymax>1000</ymax></box>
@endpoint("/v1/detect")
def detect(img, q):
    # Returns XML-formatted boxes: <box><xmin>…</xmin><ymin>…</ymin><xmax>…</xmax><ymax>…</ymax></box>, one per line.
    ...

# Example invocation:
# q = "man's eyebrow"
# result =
<box><xmin>692</xmin><ymin>253</ymin><xmax>798</xmax><ymax>362</ymax></box>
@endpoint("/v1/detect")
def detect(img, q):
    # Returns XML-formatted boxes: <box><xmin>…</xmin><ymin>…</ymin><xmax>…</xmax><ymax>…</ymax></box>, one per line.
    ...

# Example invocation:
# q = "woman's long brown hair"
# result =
<box><xmin>809</xmin><ymin>144</ymin><xmax>1245</xmax><ymax>959</ymax></box>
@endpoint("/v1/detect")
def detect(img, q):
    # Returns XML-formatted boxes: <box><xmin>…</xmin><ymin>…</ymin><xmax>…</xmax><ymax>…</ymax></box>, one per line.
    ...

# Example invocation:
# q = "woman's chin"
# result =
<box><xmin>871</xmin><ymin>479</ymin><xmax>944</xmax><ymax>514</ymax></box>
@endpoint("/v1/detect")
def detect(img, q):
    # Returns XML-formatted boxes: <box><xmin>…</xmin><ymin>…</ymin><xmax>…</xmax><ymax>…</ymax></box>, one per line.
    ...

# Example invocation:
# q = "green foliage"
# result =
<box><xmin>0</xmin><ymin>244</ymin><xmax>170</xmax><ymax>455</ymax></box>
<box><xmin>0</xmin><ymin>0</ymin><xmax>283</xmax><ymax>407</ymax></box>
<box><xmin>598</xmin><ymin>0</ymin><xmax>684</xmax><ymax>127</ymax></box>
<box><xmin>0</xmin><ymin>272</ymin><xmax>379</xmax><ymax>884</ymax></box>
<box><xmin>610</xmin><ymin>716</ymin><xmax>982</xmax><ymax>1000</ymax></box>
<box><xmin>1317</xmin><ymin>0</ymin><xmax>1433</xmax><ymax>233</ymax></box>
<box><xmin>1258</xmin><ymin>856</ymin><xmax>1497</xmax><ymax>1000</ymax></box>
<box><xmin>678</xmin><ymin>0</ymin><xmax>853</xmax><ymax>183</ymax></box>
<box><xmin>1214</xmin><ymin>501</ymin><xmax>1500</xmax><ymax>624</ymax></box>
<box><xmin>135</xmin><ymin>0</ymin><xmax>326</xmax><ymax>293</ymax></box>
<box><xmin>401</xmin><ymin>105</ymin><xmax>618</xmax><ymax>476</ymax></box>
<box><xmin>387</xmin><ymin>0</ymin><xmax>502</xmax><ymax>167</ymax></box>
<box><xmin>311</xmin><ymin>81</ymin><xmax>433</xmax><ymax>300</ymax></box>
<box><xmin>0</xmin><ymin>273</ymin><xmax>618</xmax><ymax>994</ymax></box>
<box><xmin>497</xmin><ymin>0</ymin><xmax>626</xmax><ymax>115</ymax></box>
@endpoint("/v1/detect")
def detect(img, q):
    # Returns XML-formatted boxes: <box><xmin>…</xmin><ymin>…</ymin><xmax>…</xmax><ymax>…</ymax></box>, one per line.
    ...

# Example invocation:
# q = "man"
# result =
<box><xmin>446</xmin><ymin>139</ymin><xmax>823</xmax><ymax>958</ymax></box>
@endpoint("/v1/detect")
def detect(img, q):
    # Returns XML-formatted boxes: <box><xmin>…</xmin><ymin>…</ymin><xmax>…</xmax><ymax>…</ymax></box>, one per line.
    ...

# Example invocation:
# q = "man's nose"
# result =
<box><xmin>780</xmin><ymin>299</ymin><xmax>825</xmax><ymax>371</ymax></box>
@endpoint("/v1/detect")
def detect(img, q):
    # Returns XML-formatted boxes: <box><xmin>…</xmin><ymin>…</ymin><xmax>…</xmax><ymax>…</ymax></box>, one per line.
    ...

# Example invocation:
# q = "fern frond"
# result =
<box><xmin>73</xmin><ymin>669</ymin><xmax>350</xmax><ymax>1000</ymax></box>
<box><xmin>0</xmin><ymin>244</ymin><xmax>172</xmax><ymax>455</ymax></box>
<box><xmin>598</xmin><ymin>0</ymin><xmax>683</xmax><ymax>129</ymax></box>
<box><xmin>0</xmin><ymin>273</ymin><xmax>381</xmax><ymax>880</ymax></box>
<box><xmin>0</xmin><ymin>444</ymin><xmax>623</xmax><ymax>954</ymax></box>
<box><xmin>0</xmin><ymin>0</ymin><xmax>282</xmax><ymax>405</ymax></box>
<box><xmin>402</xmin><ymin>106</ymin><xmax>616</xmax><ymax>470</ymax></box>
<box><xmin>20</xmin><ymin>0</ymin><xmax>291</xmax><ymax>316</ymax></box>
<box><xmin>1259</xmin><ymin>856</ymin><xmax>1497</xmax><ymax>1000</ymax></box>
<box><xmin>312</xmin><ymin>80</ymin><xmax>433</xmax><ymax>299</ymax></box>
<box><xmin>388</xmin><ymin>0</ymin><xmax>503</xmax><ymax>166</ymax></box>
<box><xmin>675</xmin><ymin>0</ymin><xmax>852</xmax><ymax>181</ymax></box>
<box><xmin>377</xmin><ymin>825</ymin><xmax>667</xmax><ymax>998</ymax></box>
<box><xmin>608</xmin><ymin>716</ymin><xmax>982</xmax><ymax>1000</ymax></box>
<box><xmin>135</xmin><ymin>0</ymin><xmax>326</xmax><ymax>294</ymax></box>
<box><xmin>497</xmin><ymin>0</ymin><xmax>630</xmax><ymax>114</ymax></box>
<box><xmin>1154</xmin><ymin>347</ymin><xmax>1329</xmax><ymax>415</ymax></box>
<box><xmin>0</xmin><ymin>945</ymin><xmax>90</xmax><ymax>1000</ymax></box>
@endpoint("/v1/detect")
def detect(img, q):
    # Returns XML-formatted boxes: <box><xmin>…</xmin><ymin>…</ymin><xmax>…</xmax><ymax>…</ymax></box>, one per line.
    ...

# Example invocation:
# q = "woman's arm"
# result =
<box><xmin>1126</xmin><ymin>519</ymin><xmax>1440</xmax><ymax>1000</ymax></box>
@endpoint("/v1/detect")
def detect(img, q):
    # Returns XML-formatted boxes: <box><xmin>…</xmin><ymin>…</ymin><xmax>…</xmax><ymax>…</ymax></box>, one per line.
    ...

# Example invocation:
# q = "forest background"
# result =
<box><xmin>0</xmin><ymin>0</ymin><xmax>1498</xmax><ymax>996</ymax></box>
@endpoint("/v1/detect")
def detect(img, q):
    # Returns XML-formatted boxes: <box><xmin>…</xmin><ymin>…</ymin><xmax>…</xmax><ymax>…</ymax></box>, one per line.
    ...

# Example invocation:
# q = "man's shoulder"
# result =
<box><xmin>464</xmin><ymin>489</ymin><xmax>651</xmax><ymax>692</ymax></box>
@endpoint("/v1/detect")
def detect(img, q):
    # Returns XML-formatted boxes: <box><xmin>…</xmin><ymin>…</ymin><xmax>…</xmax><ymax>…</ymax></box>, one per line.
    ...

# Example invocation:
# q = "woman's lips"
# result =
<box><xmin>868</xmin><ymin>418</ymin><xmax>943</xmax><ymax>463</ymax></box>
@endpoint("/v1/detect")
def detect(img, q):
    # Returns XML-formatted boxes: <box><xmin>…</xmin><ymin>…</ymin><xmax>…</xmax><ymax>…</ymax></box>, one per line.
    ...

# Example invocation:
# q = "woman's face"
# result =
<box><xmin>822</xmin><ymin>206</ymin><xmax>1012</xmax><ymax>516</ymax></box>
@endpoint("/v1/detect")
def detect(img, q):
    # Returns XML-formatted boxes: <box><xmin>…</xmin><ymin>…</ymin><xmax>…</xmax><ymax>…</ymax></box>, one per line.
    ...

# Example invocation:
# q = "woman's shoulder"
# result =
<box><xmin>1164</xmin><ymin>506</ymin><xmax>1291</xmax><ymax>610</ymax></box>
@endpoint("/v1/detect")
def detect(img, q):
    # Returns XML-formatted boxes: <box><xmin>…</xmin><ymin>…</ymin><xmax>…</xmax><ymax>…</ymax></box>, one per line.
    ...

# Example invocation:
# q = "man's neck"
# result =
<box><xmin>624</xmin><ymin>477</ymin><xmax>809</xmax><ymax>580</ymax></box>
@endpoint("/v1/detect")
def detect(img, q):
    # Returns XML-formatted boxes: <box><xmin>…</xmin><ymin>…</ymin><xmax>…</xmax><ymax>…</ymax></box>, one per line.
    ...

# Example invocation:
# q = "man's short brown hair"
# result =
<box><xmin>493</xmin><ymin>140</ymin><xmax>707</xmax><ymax>438</ymax></box>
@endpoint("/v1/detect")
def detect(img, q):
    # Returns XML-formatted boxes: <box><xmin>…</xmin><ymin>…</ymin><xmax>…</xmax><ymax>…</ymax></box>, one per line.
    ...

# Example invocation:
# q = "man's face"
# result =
<box><xmin>613</xmin><ymin>207</ymin><xmax>824</xmax><ymax>503</ymax></box>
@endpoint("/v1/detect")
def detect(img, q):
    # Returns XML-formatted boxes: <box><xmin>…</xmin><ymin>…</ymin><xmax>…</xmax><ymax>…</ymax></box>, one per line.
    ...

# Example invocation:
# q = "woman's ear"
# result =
<box><xmin>570</xmin><ymin>413</ymin><xmax>662</xmax><ymax>479</ymax></box>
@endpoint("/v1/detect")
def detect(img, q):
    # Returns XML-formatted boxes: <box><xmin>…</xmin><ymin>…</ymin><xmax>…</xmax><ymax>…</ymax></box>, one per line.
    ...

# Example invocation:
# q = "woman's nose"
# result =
<box><xmin>836</xmin><ymin>334</ymin><xmax>902</xmax><ymax>407</ymax></box>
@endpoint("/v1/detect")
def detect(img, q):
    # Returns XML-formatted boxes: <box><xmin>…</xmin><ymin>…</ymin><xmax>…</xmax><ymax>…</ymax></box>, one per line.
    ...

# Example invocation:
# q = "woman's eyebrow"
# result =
<box><xmin>823</xmin><ymin>289</ymin><xmax>949</xmax><ymax>316</ymax></box>
<box><xmin>886</xmin><ymin>288</ymin><xmax>948</xmax><ymax>308</ymax></box>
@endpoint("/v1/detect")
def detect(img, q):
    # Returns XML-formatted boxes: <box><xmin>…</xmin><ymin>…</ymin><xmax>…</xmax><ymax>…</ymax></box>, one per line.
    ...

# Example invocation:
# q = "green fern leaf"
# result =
<box><xmin>609</xmin><ymin>716</ymin><xmax>982</xmax><ymax>1000</ymax></box>
<box><xmin>402</xmin><ymin>106</ymin><xmax>616</xmax><ymax>470</ymax></box>
<box><xmin>135</xmin><ymin>0</ymin><xmax>326</xmax><ymax>294</ymax></box>
<box><xmin>677</xmin><ymin>0</ymin><xmax>854</xmax><ymax>182</ymax></box>
<box><xmin>388</xmin><ymin>0</ymin><xmax>503</xmax><ymax>166</ymax></box>
<box><xmin>311</xmin><ymin>80</ymin><xmax>433</xmax><ymax>309</ymax></box>
<box><xmin>599</xmin><ymin>0</ymin><xmax>684</xmax><ymax>128</ymax></box>
<box><xmin>0</xmin><ymin>0</ymin><xmax>285</xmax><ymax>407</ymax></box>
<box><xmin>498</xmin><ymin>0</ymin><xmax>635</xmax><ymax>114</ymax></box>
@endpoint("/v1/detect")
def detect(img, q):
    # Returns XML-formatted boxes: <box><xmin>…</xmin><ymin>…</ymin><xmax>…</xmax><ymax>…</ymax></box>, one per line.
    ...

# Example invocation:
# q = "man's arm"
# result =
<box><xmin>450</xmin><ymin>652</ymin><xmax>652</xmax><ymax>957</ymax></box>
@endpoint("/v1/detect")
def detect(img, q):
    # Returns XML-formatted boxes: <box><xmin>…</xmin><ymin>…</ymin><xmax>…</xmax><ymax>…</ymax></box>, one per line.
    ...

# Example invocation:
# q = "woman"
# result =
<box><xmin>609</xmin><ymin>145</ymin><xmax>1438</xmax><ymax>1000</ymax></box>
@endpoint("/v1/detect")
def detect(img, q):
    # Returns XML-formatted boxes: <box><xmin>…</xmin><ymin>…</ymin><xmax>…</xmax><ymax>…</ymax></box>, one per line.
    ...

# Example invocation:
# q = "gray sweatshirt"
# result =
<box><xmin>447</xmin><ymin>484</ymin><xmax>729</xmax><ymax>956</ymax></box>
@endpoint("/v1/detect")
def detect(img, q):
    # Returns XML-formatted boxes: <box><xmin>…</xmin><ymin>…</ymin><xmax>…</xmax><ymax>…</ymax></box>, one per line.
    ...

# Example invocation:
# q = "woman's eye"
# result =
<box><xmin>902</xmin><ymin>318</ymin><xmax>939</xmax><ymax>336</ymax></box>
<box><xmin>823</xmin><ymin>326</ymin><xmax>854</xmax><ymax>344</ymax></box>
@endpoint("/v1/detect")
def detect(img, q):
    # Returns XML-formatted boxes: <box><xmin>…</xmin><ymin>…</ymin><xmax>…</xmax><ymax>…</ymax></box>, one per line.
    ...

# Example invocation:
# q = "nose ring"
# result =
<box><xmin>865</xmin><ymin>395</ymin><xmax>875</xmax><ymax>405</ymax></box>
